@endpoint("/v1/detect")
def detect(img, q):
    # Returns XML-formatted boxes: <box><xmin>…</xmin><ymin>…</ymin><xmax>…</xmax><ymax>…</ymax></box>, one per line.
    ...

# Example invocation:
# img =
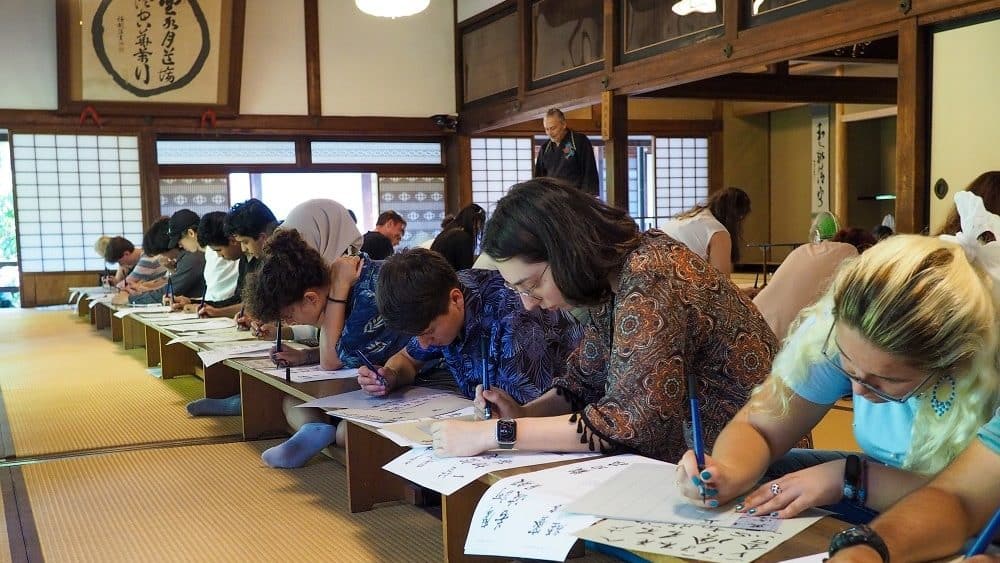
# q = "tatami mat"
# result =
<box><xmin>20</xmin><ymin>440</ymin><xmax>441</xmax><ymax>563</ymax></box>
<box><xmin>0</xmin><ymin>309</ymin><xmax>240</xmax><ymax>458</ymax></box>
<box><xmin>0</xmin><ymin>474</ymin><xmax>11</xmax><ymax>563</ymax></box>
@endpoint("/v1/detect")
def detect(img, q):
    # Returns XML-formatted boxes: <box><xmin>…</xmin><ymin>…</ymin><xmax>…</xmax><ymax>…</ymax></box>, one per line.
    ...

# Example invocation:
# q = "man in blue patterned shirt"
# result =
<box><xmin>357</xmin><ymin>248</ymin><xmax>582</xmax><ymax>404</ymax></box>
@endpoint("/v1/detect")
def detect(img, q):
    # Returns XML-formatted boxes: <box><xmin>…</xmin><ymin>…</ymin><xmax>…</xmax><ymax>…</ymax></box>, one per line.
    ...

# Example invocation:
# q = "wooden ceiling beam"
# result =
<box><xmin>637</xmin><ymin>74</ymin><xmax>897</xmax><ymax>104</ymax></box>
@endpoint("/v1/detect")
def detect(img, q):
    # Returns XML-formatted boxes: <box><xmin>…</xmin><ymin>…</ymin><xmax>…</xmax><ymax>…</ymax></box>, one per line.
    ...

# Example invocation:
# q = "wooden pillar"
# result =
<box><xmin>834</xmin><ymin>67</ymin><xmax>849</xmax><ymax>225</ymax></box>
<box><xmin>895</xmin><ymin>19</ymin><xmax>928</xmax><ymax>234</ymax></box>
<box><xmin>138</xmin><ymin>131</ymin><xmax>160</xmax><ymax>226</ymax></box>
<box><xmin>444</xmin><ymin>134</ymin><xmax>471</xmax><ymax>212</ymax></box>
<box><xmin>304</xmin><ymin>0</ymin><xmax>321</xmax><ymax>117</ymax></box>
<box><xmin>602</xmin><ymin>91</ymin><xmax>629</xmax><ymax>210</ymax></box>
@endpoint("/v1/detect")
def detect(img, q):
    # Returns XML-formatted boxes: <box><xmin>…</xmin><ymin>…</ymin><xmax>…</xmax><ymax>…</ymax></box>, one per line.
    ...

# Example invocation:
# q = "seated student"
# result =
<box><xmin>101</xmin><ymin>235</ymin><xmax>144</xmax><ymax>286</ymax></box>
<box><xmin>240</xmin><ymin>230</ymin><xmax>412</xmax><ymax>468</ymax></box>
<box><xmin>828</xmin><ymin>409</ymin><xmax>1000</xmax><ymax>562</ymax></box>
<box><xmin>167</xmin><ymin>211</ymin><xmax>241</xmax><ymax>317</ymax></box>
<box><xmin>431</xmin><ymin>203</ymin><xmax>486</xmax><ymax>271</ymax></box>
<box><xmin>125</xmin><ymin>210</ymin><xmax>206</xmax><ymax>305</ymax></box>
<box><xmin>224</xmin><ymin>198</ymin><xmax>278</xmax><ymax>329</ymax></box>
<box><xmin>427</xmin><ymin>178</ymin><xmax>776</xmax><ymax>460</ymax></box>
<box><xmin>357</xmin><ymin>248</ymin><xmax>582</xmax><ymax>407</ymax></box>
<box><xmin>936</xmin><ymin>170</ymin><xmax>1000</xmax><ymax>236</ymax></box>
<box><xmin>676</xmin><ymin>192</ymin><xmax>1000</xmax><ymax>523</ymax></box>
<box><xmin>660</xmin><ymin>186</ymin><xmax>752</xmax><ymax>275</ymax></box>
<box><xmin>187</xmin><ymin>199</ymin><xmax>359</xmax><ymax>418</ymax></box>
<box><xmin>110</xmin><ymin>220</ymin><xmax>171</xmax><ymax>303</ymax></box>
<box><xmin>753</xmin><ymin>218</ymin><xmax>877</xmax><ymax>341</ymax></box>
<box><xmin>167</xmin><ymin>209</ymin><xmax>246</xmax><ymax>317</ymax></box>
<box><xmin>418</xmin><ymin>214</ymin><xmax>455</xmax><ymax>249</ymax></box>
<box><xmin>360</xmin><ymin>210</ymin><xmax>406</xmax><ymax>260</ymax></box>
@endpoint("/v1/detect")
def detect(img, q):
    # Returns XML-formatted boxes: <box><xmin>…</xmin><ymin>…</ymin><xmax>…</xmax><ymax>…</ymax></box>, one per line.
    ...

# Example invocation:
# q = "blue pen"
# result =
<box><xmin>687</xmin><ymin>370</ymin><xmax>706</xmax><ymax>502</ymax></box>
<box><xmin>480</xmin><ymin>337</ymin><xmax>492</xmax><ymax>419</ymax></box>
<box><xmin>356</xmin><ymin>349</ymin><xmax>388</xmax><ymax>390</ymax></box>
<box><xmin>165</xmin><ymin>275</ymin><xmax>173</xmax><ymax>305</ymax></box>
<box><xmin>966</xmin><ymin>504</ymin><xmax>1000</xmax><ymax>557</ymax></box>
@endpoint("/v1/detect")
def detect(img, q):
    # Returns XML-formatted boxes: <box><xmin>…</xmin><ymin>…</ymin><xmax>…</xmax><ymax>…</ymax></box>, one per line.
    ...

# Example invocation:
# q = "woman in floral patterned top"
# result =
<box><xmin>429</xmin><ymin>178</ymin><xmax>777</xmax><ymax>462</ymax></box>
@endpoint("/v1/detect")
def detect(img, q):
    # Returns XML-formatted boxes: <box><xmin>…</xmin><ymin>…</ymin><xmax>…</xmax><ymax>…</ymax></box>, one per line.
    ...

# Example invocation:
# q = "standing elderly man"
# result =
<box><xmin>533</xmin><ymin>108</ymin><xmax>599</xmax><ymax>196</ymax></box>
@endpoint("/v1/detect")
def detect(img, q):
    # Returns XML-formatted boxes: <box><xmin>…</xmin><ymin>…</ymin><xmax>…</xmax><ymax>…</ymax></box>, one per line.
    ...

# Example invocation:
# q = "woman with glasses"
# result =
<box><xmin>428</xmin><ymin>178</ymin><xmax>778</xmax><ymax>461</ymax></box>
<box><xmin>676</xmin><ymin>193</ymin><xmax>1000</xmax><ymax>523</ymax></box>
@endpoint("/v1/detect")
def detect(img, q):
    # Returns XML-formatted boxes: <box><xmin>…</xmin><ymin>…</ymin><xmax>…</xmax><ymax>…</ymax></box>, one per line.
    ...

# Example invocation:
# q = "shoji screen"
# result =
<box><xmin>12</xmin><ymin>134</ymin><xmax>143</xmax><ymax>272</ymax></box>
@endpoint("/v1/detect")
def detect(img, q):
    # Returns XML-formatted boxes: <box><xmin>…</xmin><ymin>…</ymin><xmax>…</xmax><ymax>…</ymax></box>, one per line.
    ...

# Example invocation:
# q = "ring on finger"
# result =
<box><xmin>770</xmin><ymin>483</ymin><xmax>782</xmax><ymax>496</ymax></box>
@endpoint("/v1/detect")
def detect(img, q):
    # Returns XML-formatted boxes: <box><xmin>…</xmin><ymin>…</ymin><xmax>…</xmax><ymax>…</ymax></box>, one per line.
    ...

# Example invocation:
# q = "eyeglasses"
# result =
<box><xmin>503</xmin><ymin>264</ymin><xmax>548</xmax><ymax>301</ymax></box>
<box><xmin>820</xmin><ymin>323</ymin><xmax>936</xmax><ymax>403</ymax></box>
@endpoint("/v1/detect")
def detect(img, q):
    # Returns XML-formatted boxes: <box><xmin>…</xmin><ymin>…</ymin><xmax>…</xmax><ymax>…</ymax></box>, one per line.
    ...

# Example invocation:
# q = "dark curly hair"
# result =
<box><xmin>225</xmin><ymin>198</ymin><xmax>278</xmax><ymax>238</ymax></box>
<box><xmin>242</xmin><ymin>229</ymin><xmax>329</xmax><ymax>323</ymax></box>
<box><xmin>197</xmin><ymin>211</ymin><xmax>230</xmax><ymax>247</ymax></box>
<box><xmin>482</xmin><ymin>178</ymin><xmax>641</xmax><ymax>307</ymax></box>
<box><xmin>376</xmin><ymin>248</ymin><xmax>457</xmax><ymax>335</ymax></box>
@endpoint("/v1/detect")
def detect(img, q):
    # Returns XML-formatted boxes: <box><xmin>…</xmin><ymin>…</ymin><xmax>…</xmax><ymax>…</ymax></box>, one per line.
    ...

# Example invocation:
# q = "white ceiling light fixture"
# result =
<box><xmin>355</xmin><ymin>0</ymin><xmax>430</xmax><ymax>18</ymax></box>
<box><xmin>671</xmin><ymin>0</ymin><xmax>717</xmax><ymax>16</ymax></box>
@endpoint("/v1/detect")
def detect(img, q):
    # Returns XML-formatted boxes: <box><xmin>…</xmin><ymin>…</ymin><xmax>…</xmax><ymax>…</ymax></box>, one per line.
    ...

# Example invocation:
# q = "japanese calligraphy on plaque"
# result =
<box><xmin>810</xmin><ymin>105</ymin><xmax>831</xmax><ymax>214</ymax></box>
<box><xmin>61</xmin><ymin>0</ymin><xmax>240</xmax><ymax>110</ymax></box>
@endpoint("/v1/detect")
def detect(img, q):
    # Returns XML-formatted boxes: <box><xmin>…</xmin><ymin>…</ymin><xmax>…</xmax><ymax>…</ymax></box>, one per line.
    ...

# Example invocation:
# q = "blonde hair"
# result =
<box><xmin>93</xmin><ymin>236</ymin><xmax>111</xmax><ymax>258</ymax></box>
<box><xmin>755</xmin><ymin>234</ymin><xmax>1000</xmax><ymax>474</ymax></box>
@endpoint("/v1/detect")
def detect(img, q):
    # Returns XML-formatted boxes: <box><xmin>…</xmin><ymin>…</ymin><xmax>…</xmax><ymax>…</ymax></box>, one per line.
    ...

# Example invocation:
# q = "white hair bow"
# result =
<box><xmin>939</xmin><ymin>191</ymin><xmax>1000</xmax><ymax>280</ymax></box>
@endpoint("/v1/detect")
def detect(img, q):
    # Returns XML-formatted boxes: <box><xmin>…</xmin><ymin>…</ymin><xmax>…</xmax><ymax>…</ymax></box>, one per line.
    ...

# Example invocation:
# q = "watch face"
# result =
<box><xmin>497</xmin><ymin>419</ymin><xmax>516</xmax><ymax>443</ymax></box>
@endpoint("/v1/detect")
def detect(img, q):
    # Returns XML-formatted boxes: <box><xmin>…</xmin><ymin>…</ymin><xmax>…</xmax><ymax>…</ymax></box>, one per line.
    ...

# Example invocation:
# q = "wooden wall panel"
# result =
<box><xmin>21</xmin><ymin>272</ymin><xmax>102</xmax><ymax>308</ymax></box>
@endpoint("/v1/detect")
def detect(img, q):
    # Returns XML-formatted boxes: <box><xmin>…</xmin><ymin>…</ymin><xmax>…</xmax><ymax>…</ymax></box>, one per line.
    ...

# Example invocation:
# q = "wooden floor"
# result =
<box><xmin>0</xmin><ymin>307</ymin><xmax>445</xmax><ymax>562</ymax></box>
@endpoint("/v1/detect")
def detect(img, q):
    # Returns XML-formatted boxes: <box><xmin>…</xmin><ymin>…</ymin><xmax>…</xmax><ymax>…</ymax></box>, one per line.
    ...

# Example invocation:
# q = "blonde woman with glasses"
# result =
<box><xmin>676</xmin><ymin>191</ymin><xmax>1000</xmax><ymax>526</ymax></box>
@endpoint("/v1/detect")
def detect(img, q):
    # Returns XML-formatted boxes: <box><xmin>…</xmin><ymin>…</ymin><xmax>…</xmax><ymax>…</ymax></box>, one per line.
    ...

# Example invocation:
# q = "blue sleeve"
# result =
<box><xmin>978</xmin><ymin>408</ymin><xmax>1000</xmax><ymax>455</ymax></box>
<box><xmin>406</xmin><ymin>337</ymin><xmax>443</xmax><ymax>363</ymax></box>
<box><xmin>493</xmin><ymin>309</ymin><xmax>583</xmax><ymax>405</ymax></box>
<box><xmin>788</xmin><ymin>358</ymin><xmax>853</xmax><ymax>405</ymax></box>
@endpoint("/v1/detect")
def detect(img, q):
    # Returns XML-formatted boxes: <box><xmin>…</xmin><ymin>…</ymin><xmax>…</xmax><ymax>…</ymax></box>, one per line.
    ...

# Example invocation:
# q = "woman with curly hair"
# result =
<box><xmin>429</xmin><ymin>178</ymin><xmax>777</xmax><ymax>462</ymax></box>
<box><xmin>241</xmin><ymin>228</ymin><xmax>411</xmax><ymax>468</ymax></box>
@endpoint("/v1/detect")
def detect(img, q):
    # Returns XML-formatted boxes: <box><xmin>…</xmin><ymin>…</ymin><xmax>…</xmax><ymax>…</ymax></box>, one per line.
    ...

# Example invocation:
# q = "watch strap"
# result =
<box><xmin>828</xmin><ymin>525</ymin><xmax>890</xmax><ymax>562</ymax></box>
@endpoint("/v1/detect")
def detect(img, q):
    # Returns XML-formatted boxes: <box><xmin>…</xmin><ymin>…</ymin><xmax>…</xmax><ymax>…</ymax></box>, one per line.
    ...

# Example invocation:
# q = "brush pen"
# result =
<box><xmin>965</xmin><ymin>504</ymin><xmax>1000</xmax><ymax>557</ymax></box>
<box><xmin>275</xmin><ymin>319</ymin><xmax>289</xmax><ymax>382</ymax></box>
<box><xmin>236</xmin><ymin>305</ymin><xmax>249</xmax><ymax>331</ymax></box>
<box><xmin>688</xmin><ymin>370</ymin><xmax>706</xmax><ymax>503</ymax></box>
<box><xmin>356</xmin><ymin>349</ymin><xmax>388</xmax><ymax>390</ymax></box>
<box><xmin>480</xmin><ymin>337</ymin><xmax>492</xmax><ymax>419</ymax></box>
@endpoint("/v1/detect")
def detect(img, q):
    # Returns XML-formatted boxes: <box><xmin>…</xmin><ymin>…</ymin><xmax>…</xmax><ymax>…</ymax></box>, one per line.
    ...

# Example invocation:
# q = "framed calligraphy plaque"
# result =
<box><xmin>57</xmin><ymin>0</ymin><xmax>245</xmax><ymax>117</ymax></box>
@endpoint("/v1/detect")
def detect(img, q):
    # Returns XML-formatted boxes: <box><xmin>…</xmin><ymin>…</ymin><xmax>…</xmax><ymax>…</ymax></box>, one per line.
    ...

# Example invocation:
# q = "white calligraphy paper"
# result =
<box><xmin>114</xmin><ymin>305</ymin><xmax>173</xmax><ymax>318</ymax></box>
<box><xmin>383</xmin><ymin>448</ymin><xmax>599</xmax><ymax>496</ymax></box>
<box><xmin>576</xmin><ymin>519</ymin><xmax>821</xmax><ymax>562</ymax></box>
<box><xmin>196</xmin><ymin>341</ymin><xmax>274</xmax><ymax>367</ymax></box>
<box><xmin>565</xmin><ymin>463</ymin><xmax>821</xmax><ymax>536</ymax></box>
<box><xmin>376</xmin><ymin>409</ymin><xmax>477</xmax><ymax>448</ymax></box>
<box><xmin>465</xmin><ymin>455</ymin><xmax>662</xmax><ymax>561</ymax></box>
<box><xmin>236</xmin><ymin>358</ymin><xmax>360</xmax><ymax>383</ymax></box>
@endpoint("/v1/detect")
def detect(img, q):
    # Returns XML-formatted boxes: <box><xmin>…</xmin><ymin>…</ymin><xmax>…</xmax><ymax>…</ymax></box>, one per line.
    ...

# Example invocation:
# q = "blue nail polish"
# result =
<box><xmin>705</xmin><ymin>488</ymin><xmax>718</xmax><ymax>497</ymax></box>
<box><xmin>734</xmin><ymin>504</ymin><xmax>744</xmax><ymax>511</ymax></box>
<box><xmin>748</xmin><ymin>508</ymin><xmax>757</xmax><ymax>515</ymax></box>
<box><xmin>736</xmin><ymin>496</ymin><xmax>745</xmax><ymax>503</ymax></box>
<box><xmin>701</xmin><ymin>471</ymin><xmax>712</xmax><ymax>480</ymax></box>
<box><xmin>692</xmin><ymin>476</ymin><xmax>702</xmax><ymax>486</ymax></box>
<box><xmin>708</xmin><ymin>500</ymin><xmax>719</xmax><ymax>508</ymax></box>
<box><xmin>769</xmin><ymin>512</ymin><xmax>779</xmax><ymax>517</ymax></box>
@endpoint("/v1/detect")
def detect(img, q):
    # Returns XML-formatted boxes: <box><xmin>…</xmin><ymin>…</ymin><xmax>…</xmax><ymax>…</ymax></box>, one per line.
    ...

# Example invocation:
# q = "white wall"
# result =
<box><xmin>458</xmin><ymin>0</ymin><xmax>507</xmax><ymax>22</ymax></box>
<box><xmin>930</xmin><ymin>17</ymin><xmax>1000</xmax><ymax>232</ymax></box>
<box><xmin>0</xmin><ymin>0</ymin><xmax>58</xmax><ymax>110</ymax></box>
<box><xmin>319</xmin><ymin>0</ymin><xmax>456</xmax><ymax>117</ymax></box>
<box><xmin>240</xmin><ymin>0</ymin><xmax>308</xmax><ymax>115</ymax></box>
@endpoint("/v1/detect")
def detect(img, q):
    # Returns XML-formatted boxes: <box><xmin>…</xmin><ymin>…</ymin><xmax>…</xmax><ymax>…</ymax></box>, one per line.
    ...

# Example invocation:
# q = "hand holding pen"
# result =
<box><xmin>235</xmin><ymin>305</ymin><xmax>251</xmax><ymax>331</ymax></box>
<box><xmin>480</xmin><ymin>338</ymin><xmax>492</xmax><ymax>420</ymax></box>
<box><xmin>965</xmin><ymin>504</ymin><xmax>1000</xmax><ymax>559</ymax></box>
<box><xmin>356</xmin><ymin>350</ymin><xmax>391</xmax><ymax>396</ymax></box>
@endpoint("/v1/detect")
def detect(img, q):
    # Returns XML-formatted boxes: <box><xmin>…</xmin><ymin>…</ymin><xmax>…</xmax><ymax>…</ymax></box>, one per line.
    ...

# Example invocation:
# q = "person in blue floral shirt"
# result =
<box><xmin>357</xmin><ymin>248</ymin><xmax>582</xmax><ymax>405</ymax></box>
<box><xmin>241</xmin><ymin>229</ymin><xmax>411</xmax><ymax>468</ymax></box>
